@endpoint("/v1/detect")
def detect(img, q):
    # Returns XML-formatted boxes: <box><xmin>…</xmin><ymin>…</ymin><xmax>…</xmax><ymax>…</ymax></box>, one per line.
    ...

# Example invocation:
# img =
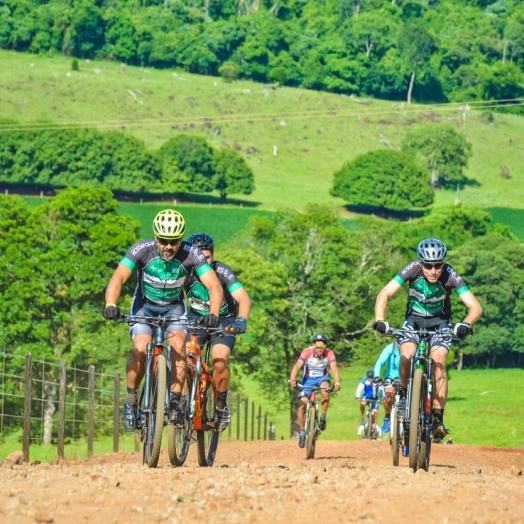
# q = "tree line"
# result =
<box><xmin>1</xmin><ymin>187</ymin><xmax>522</xmax><ymax>433</ymax></box>
<box><xmin>0</xmin><ymin>128</ymin><xmax>255</xmax><ymax>201</ymax></box>
<box><xmin>1</xmin><ymin>0</ymin><xmax>524</xmax><ymax>106</ymax></box>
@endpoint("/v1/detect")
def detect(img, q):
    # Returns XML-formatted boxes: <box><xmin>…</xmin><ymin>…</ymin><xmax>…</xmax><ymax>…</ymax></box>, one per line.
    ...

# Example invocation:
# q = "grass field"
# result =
<box><xmin>2</xmin><ymin>49</ymin><xmax>524</xmax><ymax>217</ymax></box>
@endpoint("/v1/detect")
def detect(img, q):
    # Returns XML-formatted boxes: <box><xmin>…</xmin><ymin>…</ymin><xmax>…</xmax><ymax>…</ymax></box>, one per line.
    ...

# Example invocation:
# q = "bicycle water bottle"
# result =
<box><xmin>415</xmin><ymin>340</ymin><xmax>426</xmax><ymax>368</ymax></box>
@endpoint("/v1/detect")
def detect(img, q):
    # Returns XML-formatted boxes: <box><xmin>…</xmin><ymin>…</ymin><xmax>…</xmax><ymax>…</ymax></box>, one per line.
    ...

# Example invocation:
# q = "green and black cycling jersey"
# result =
<box><xmin>120</xmin><ymin>239</ymin><xmax>212</xmax><ymax>306</ymax></box>
<box><xmin>185</xmin><ymin>260</ymin><xmax>244</xmax><ymax>318</ymax></box>
<box><xmin>395</xmin><ymin>261</ymin><xmax>469</xmax><ymax>319</ymax></box>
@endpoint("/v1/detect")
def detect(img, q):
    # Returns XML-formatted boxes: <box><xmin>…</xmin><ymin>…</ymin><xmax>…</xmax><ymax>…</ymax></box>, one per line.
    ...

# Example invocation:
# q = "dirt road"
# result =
<box><xmin>1</xmin><ymin>439</ymin><xmax>523</xmax><ymax>523</ymax></box>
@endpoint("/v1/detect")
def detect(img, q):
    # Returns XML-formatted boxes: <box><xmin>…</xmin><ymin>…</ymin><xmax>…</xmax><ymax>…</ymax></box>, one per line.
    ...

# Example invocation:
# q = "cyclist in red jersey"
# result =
<box><xmin>289</xmin><ymin>334</ymin><xmax>341</xmax><ymax>448</ymax></box>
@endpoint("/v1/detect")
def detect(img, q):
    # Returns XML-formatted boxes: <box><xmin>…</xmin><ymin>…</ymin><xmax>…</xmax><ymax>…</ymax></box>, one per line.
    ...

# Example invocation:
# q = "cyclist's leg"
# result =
<box><xmin>297</xmin><ymin>396</ymin><xmax>308</xmax><ymax>430</ymax></box>
<box><xmin>319</xmin><ymin>379</ymin><xmax>330</xmax><ymax>415</ymax></box>
<box><xmin>211</xmin><ymin>318</ymin><xmax>236</xmax><ymax>405</ymax></box>
<box><xmin>126</xmin><ymin>334</ymin><xmax>151</xmax><ymax>390</ymax></box>
<box><xmin>359</xmin><ymin>399</ymin><xmax>366</xmax><ymax>421</ymax></box>
<box><xmin>432</xmin><ymin>345</ymin><xmax>448</xmax><ymax>411</ymax></box>
<box><xmin>383</xmin><ymin>383</ymin><xmax>395</xmax><ymax>417</ymax></box>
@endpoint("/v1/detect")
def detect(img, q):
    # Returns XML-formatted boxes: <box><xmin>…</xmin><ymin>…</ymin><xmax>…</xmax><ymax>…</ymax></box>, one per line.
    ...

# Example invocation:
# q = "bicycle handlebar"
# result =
<box><xmin>290</xmin><ymin>382</ymin><xmax>334</xmax><ymax>393</ymax></box>
<box><xmin>383</xmin><ymin>326</ymin><xmax>462</xmax><ymax>342</ymax></box>
<box><xmin>120</xmin><ymin>315</ymin><xmax>225</xmax><ymax>336</ymax></box>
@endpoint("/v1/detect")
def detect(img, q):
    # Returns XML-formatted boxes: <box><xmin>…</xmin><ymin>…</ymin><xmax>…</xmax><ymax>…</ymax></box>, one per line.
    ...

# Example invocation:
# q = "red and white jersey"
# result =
<box><xmin>299</xmin><ymin>347</ymin><xmax>336</xmax><ymax>379</ymax></box>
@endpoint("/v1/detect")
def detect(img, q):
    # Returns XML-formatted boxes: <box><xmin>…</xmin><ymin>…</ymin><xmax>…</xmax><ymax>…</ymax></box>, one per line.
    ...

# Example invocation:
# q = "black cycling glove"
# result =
<box><xmin>373</xmin><ymin>320</ymin><xmax>389</xmax><ymax>334</ymax></box>
<box><xmin>200</xmin><ymin>314</ymin><xmax>220</xmax><ymax>328</ymax></box>
<box><xmin>103</xmin><ymin>304</ymin><xmax>124</xmax><ymax>320</ymax></box>
<box><xmin>453</xmin><ymin>322</ymin><xmax>471</xmax><ymax>339</ymax></box>
<box><xmin>226</xmin><ymin>317</ymin><xmax>247</xmax><ymax>334</ymax></box>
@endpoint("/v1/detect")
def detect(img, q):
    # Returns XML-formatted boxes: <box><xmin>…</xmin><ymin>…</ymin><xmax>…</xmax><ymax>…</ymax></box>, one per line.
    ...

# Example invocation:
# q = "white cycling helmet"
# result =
<box><xmin>417</xmin><ymin>238</ymin><xmax>447</xmax><ymax>262</ymax></box>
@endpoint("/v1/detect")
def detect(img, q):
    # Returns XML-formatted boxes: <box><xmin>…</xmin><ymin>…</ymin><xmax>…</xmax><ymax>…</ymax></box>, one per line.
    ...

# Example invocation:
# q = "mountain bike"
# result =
<box><xmin>385</xmin><ymin>327</ymin><xmax>456</xmax><ymax>472</ymax></box>
<box><xmin>357</xmin><ymin>398</ymin><xmax>382</xmax><ymax>440</ymax></box>
<box><xmin>121</xmin><ymin>314</ymin><xmax>184</xmax><ymax>468</ymax></box>
<box><xmin>388</xmin><ymin>378</ymin><xmax>403</xmax><ymax>466</ymax></box>
<box><xmin>294</xmin><ymin>383</ymin><xmax>333</xmax><ymax>459</ymax></box>
<box><xmin>170</xmin><ymin>323</ymin><xmax>225</xmax><ymax>467</ymax></box>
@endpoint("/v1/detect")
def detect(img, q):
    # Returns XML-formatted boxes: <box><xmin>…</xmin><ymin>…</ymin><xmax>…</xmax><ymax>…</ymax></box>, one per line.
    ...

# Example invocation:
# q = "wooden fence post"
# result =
<box><xmin>257</xmin><ymin>406</ymin><xmax>262</xmax><ymax>440</ymax></box>
<box><xmin>236</xmin><ymin>394</ymin><xmax>240</xmax><ymax>441</ymax></box>
<box><xmin>244</xmin><ymin>396</ymin><xmax>248</xmax><ymax>442</ymax></box>
<box><xmin>264</xmin><ymin>413</ymin><xmax>268</xmax><ymax>440</ymax></box>
<box><xmin>251</xmin><ymin>400</ymin><xmax>255</xmax><ymax>441</ymax></box>
<box><xmin>22</xmin><ymin>352</ymin><xmax>32</xmax><ymax>463</ymax></box>
<box><xmin>113</xmin><ymin>372</ymin><xmax>120</xmax><ymax>453</ymax></box>
<box><xmin>88</xmin><ymin>365</ymin><xmax>95</xmax><ymax>457</ymax></box>
<box><xmin>57</xmin><ymin>361</ymin><xmax>66</xmax><ymax>460</ymax></box>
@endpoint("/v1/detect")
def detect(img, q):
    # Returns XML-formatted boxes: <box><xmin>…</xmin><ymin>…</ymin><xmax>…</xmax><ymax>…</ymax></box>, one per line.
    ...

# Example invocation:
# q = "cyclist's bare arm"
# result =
<box><xmin>105</xmin><ymin>263</ymin><xmax>133</xmax><ymax>305</ymax></box>
<box><xmin>289</xmin><ymin>359</ymin><xmax>304</xmax><ymax>382</ymax></box>
<box><xmin>375</xmin><ymin>279</ymin><xmax>402</xmax><ymax>320</ymax></box>
<box><xmin>199</xmin><ymin>270</ymin><xmax>224</xmax><ymax>317</ymax></box>
<box><xmin>458</xmin><ymin>290</ymin><xmax>483</xmax><ymax>326</ymax></box>
<box><xmin>329</xmin><ymin>360</ymin><xmax>340</xmax><ymax>385</ymax></box>
<box><xmin>231</xmin><ymin>286</ymin><xmax>252</xmax><ymax>320</ymax></box>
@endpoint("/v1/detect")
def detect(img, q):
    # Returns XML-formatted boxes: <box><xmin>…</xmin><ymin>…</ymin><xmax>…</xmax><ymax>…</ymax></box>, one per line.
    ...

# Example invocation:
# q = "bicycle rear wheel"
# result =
<box><xmin>390</xmin><ymin>408</ymin><xmax>400</xmax><ymax>466</ymax></box>
<box><xmin>168</xmin><ymin>366</ymin><xmax>194</xmax><ymax>467</ymax></box>
<box><xmin>306</xmin><ymin>404</ymin><xmax>316</xmax><ymax>459</ymax></box>
<box><xmin>143</xmin><ymin>353</ymin><xmax>167</xmax><ymax>468</ymax></box>
<box><xmin>408</xmin><ymin>368</ymin><xmax>424</xmax><ymax>472</ymax></box>
<box><xmin>365</xmin><ymin>407</ymin><xmax>373</xmax><ymax>440</ymax></box>
<box><xmin>196</xmin><ymin>379</ymin><xmax>220</xmax><ymax>467</ymax></box>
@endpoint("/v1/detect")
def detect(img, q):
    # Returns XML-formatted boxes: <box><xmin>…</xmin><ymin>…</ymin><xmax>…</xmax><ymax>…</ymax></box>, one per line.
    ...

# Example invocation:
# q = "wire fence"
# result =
<box><xmin>0</xmin><ymin>350</ymin><xmax>276</xmax><ymax>463</ymax></box>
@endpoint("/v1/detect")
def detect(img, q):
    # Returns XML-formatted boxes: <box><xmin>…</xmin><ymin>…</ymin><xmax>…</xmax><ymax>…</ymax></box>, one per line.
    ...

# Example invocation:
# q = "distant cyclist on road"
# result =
<box><xmin>373</xmin><ymin>238</ymin><xmax>482</xmax><ymax>441</ymax></box>
<box><xmin>355</xmin><ymin>369</ymin><xmax>384</xmax><ymax>437</ymax></box>
<box><xmin>373</xmin><ymin>341</ymin><xmax>401</xmax><ymax>433</ymax></box>
<box><xmin>102</xmin><ymin>210</ymin><xmax>223</xmax><ymax>432</ymax></box>
<box><xmin>184</xmin><ymin>232</ymin><xmax>252</xmax><ymax>431</ymax></box>
<box><xmin>289</xmin><ymin>334</ymin><xmax>341</xmax><ymax>448</ymax></box>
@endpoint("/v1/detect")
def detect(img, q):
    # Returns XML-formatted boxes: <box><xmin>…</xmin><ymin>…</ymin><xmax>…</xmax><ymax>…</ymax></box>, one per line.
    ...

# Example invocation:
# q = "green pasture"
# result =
<box><xmin>238</xmin><ymin>366</ymin><xmax>524</xmax><ymax>449</ymax></box>
<box><xmin>2</xmin><ymin>50</ymin><xmax>524</xmax><ymax>215</ymax></box>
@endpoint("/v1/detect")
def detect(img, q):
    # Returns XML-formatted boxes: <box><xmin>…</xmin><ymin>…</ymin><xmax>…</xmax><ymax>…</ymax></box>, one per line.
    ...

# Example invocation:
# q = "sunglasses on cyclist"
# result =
<box><xmin>421</xmin><ymin>261</ymin><xmax>445</xmax><ymax>270</ymax></box>
<box><xmin>156</xmin><ymin>237</ymin><xmax>181</xmax><ymax>246</ymax></box>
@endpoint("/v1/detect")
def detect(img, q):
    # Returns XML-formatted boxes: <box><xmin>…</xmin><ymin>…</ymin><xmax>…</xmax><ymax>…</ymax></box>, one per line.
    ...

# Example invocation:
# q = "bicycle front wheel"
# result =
<box><xmin>143</xmin><ymin>353</ymin><xmax>167</xmax><ymax>468</ymax></box>
<box><xmin>366</xmin><ymin>407</ymin><xmax>373</xmax><ymax>440</ymax></box>
<box><xmin>196</xmin><ymin>379</ymin><xmax>220</xmax><ymax>467</ymax></box>
<box><xmin>408</xmin><ymin>368</ymin><xmax>424</xmax><ymax>472</ymax></box>
<box><xmin>390</xmin><ymin>407</ymin><xmax>400</xmax><ymax>466</ymax></box>
<box><xmin>306</xmin><ymin>404</ymin><xmax>316</xmax><ymax>459</ymax></box>
<box><xmin>168</xmin><ymin>366</ymin><xmax>194</xmax><ymax>467</ymax></box>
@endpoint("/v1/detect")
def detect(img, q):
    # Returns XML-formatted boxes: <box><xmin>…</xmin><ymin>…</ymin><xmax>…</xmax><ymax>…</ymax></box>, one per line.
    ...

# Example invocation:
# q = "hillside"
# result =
<box><xmin>1</xmin><ymin>50</ymin><xmax>524</xmax><ymax>216</ymax></box>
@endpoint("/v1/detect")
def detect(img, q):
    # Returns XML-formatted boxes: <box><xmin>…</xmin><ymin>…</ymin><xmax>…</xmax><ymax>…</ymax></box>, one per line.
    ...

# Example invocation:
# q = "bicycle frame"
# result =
<box><xmin>186</xmin><ymin>330</ymin><xmax>217</xmax><ymax>431</ymax></box>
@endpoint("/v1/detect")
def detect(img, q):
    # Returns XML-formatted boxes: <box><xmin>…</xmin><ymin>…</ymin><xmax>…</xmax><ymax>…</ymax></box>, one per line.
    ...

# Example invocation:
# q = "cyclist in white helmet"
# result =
<box><xmin>103</xmin><ymin>209</ymin><xmax>223</xmax><ymax>432</ymax></box>
<box><xmin>373</xmin><ymin>238</ymin><xmax>482</xmax><ymax>441</ymax></box>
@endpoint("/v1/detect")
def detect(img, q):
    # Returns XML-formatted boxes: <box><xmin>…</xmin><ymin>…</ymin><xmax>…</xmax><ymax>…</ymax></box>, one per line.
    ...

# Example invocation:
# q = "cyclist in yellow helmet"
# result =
<box><xmin>103</xmin><ymin>209</ymin><xmax>223</xmax><ymax>431</ymax></box>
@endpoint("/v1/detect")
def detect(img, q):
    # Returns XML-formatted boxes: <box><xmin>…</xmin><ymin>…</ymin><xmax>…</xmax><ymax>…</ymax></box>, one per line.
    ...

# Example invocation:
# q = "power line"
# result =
<box><xmin>0</xmin><ymin>97</ymin><xmax>523</xmax><ymax>133</ymax></box>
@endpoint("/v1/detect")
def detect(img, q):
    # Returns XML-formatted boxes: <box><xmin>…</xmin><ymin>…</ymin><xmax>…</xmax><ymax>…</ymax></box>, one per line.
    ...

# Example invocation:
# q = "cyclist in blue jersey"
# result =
<box><xmin>184</xmin><ymin>232</ymin><xmax>252</xmax><ymax>431</ymax></box>
<box><xmin>373</xmin><ymin>238</ymin><xmax>482</xmax><ymax>441</ymax></box>
<box><xmin>373</xmin><ymin>342</ymin><xmax>401</xmax><ymax>433</ymax></box>
<box><xmin>356</xmin><ymin>369</ymin><xmax>384</xmax><ymax>436</ymax></box>
<box><xmin>103</xmin><ymin>210</ymin><xmax>223</xmax><ymax>431</ymax></box>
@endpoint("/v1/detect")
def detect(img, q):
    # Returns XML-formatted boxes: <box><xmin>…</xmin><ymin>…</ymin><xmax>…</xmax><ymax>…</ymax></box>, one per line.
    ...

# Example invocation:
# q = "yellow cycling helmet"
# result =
<box><xmin>153</xmin><ymin>209</ymin><xmax>186</xmax><ymax>239</ymax></box>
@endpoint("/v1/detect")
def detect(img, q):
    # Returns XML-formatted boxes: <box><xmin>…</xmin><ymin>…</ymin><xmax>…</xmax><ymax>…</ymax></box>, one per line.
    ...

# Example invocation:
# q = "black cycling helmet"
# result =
<box><xmin>187</xmin><ymin>232</ymin><xmax>215</xmax><ymax>252</ymax></box>
<box><xmin>366</xmin><ymin>369</ymin><xmax>374</xmax><ymax>379</ymax></box>
<box><xmin>417</xmin><ymin>238</ymin><xmax>447</xmax><ymax>262</ymax></box>
<box><xmin>312</xmin><ymin>333</ymin><xmax>327</xmax><ymax>344</ymax></box>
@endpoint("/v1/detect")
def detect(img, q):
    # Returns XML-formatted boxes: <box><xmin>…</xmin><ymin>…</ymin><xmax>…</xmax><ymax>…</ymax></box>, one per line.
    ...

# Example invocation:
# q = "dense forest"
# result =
<box><xmin>1</xmin><ymin>0</ymin><xmax>524</xmax><ymax>105</ymax></box>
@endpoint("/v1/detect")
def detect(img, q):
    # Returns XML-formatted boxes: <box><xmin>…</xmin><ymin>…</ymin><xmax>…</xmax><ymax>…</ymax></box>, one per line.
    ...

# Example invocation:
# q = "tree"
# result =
<box><xmin>401</xmin><ymin>123</ymin><xmax>473</xmax><ymax>187</ymax></box>
<box><xmin>398</xmin><ymin>23</ymin><xmax>436</xmax><ymax>103</ymax></box>
<box><xmin>0</xmin><ymin>188</ymin><xmax>139</xmax><ymax>438</ymax></box>
<box><xmin>157</xmin><ymin>134</ymin><xmax>216</xmax><ymax>193</ymax></box>
<box><xmin>450</xmin><ymin>235</ymin><xmax>524</xmax><ymax>368</ymax></box>
<box><xmin>213</xmin><ymin>148</ymin><xmax>255</xmax><ymax>202</ymax></box>
<box><xmin>224</xmin><ymin>205</ymin><xmax>408</xmax><ymax>435</ymax></box>
<box><xmin>332</xmin><ymin>149</ymin><xmax>434</xmax><ymax>211</ymax></box>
